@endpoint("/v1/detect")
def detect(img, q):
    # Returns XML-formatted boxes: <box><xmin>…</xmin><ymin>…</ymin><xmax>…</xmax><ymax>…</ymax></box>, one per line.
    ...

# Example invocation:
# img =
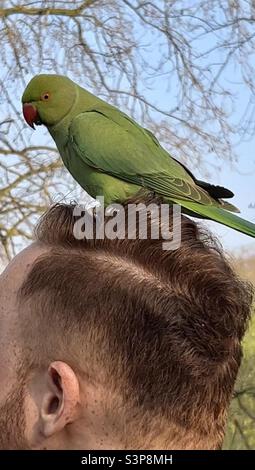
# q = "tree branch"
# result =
<box><xmin>0</xmin><ymin>1</ymin><xmax>97</xmax><ymax>19</ymax></box>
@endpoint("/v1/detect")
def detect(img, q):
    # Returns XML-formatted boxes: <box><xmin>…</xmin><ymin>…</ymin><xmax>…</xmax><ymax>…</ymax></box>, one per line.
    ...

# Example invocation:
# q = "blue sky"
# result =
<box><xmin>142</xmin><ymin>21</ymin><xmax>255</xmax><ymax>255</ymax></box>
<box><xmin>2</xmin><ymin>6</ymin><xmax>255</xmax><ymax>257</ymax></box>
<box><xmin>196</xmin><ymin>154</ymin><xmax>255</xmax><ymax>254</ymax></box>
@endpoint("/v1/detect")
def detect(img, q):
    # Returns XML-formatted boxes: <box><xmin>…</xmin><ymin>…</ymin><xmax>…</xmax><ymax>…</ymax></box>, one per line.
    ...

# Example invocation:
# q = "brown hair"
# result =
<box><xmin>18</xmin><ymin>199</ymin><xmax>253</xmax><ymax>449</ymax></box>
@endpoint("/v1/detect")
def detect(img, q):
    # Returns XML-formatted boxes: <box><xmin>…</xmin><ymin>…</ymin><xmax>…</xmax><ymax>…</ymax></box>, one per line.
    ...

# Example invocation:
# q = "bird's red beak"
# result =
<box><xmin>22</xmin><ymin>103</ymin><xmax>39</xmax><ymax>129</ymax></box>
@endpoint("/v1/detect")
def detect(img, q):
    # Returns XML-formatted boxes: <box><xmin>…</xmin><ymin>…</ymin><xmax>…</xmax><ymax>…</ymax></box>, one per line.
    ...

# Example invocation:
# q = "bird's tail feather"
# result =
<box><xmin>219</xmin><ymin>200</ymin><xmax>240</xmax><ymax>213</ymax></box>
<box><xmin>172</xmin><ymin>199</ymin><xmax>255</xmax><ymax>238</ymax></box>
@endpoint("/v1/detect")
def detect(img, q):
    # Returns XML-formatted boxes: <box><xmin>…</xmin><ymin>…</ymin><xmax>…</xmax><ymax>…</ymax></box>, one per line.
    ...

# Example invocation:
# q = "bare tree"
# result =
<box><xmin>1</xmin><ymin>0</ymin><xmax>255</xmax><ymax>258</ymax></box>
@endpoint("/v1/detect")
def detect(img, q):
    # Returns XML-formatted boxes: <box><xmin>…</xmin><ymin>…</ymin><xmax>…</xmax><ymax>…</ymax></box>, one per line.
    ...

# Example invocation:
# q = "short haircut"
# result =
<box><xmin>18</xmin><ymin>199</ymin><xmax>253</xmax><ymax>449</ymax></box>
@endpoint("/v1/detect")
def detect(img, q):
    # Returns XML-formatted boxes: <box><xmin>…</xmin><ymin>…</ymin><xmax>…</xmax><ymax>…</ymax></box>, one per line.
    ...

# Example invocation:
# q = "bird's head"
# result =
<box><xmin>22</xmin><ymin>74</ymin><xmax>77</xmax><ymax>128</ymax></box>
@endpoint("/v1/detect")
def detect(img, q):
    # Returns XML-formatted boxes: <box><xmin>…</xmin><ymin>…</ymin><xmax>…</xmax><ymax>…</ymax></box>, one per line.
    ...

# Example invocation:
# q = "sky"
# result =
<box><xmin>143</xmin><ymin>17</ymin><xmax>255</xmax><ymax>256</ymax></box>
<box><xmin>192</xmin><ymin>142</ymin><xmax>255</xmax><ymax>254</ymax></box>
<box><xmin>1</xmin><ymin>5</ymin><xmax>255</xmax><ymax>259</ymax></box>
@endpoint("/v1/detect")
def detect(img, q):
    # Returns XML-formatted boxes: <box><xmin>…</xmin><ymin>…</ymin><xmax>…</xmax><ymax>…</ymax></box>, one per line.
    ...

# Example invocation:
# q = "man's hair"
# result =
<box><xmin>18</xmin><ymin>200</ymin><xmax>253</xmax><ymax>449</ymax></box>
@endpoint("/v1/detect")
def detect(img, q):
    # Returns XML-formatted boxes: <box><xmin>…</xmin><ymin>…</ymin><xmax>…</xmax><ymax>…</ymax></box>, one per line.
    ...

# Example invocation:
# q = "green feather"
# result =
<box><xmin>171</xmin><ymin>199</ymin><xmax>255</xmax><ymax>238</ymax></box>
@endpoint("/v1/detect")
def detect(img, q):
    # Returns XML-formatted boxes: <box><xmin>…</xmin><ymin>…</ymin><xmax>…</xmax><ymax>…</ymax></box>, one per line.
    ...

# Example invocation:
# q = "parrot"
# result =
<box><xmin>22</xmin><ymin>74</ymin><xmax>255</xmax><ymax>238</ymax></box>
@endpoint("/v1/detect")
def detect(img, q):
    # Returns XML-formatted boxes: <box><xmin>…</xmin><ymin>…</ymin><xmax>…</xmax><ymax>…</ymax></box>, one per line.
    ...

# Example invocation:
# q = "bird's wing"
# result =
<box><xmin>68</xmin><ymin>107</ymin><xmax>221</xmax><ymax>207</ymax></box>
<box><xmin>143</xmin><ymin>128</ymin><xmax>235</xmax><ymax>201</ymax></box>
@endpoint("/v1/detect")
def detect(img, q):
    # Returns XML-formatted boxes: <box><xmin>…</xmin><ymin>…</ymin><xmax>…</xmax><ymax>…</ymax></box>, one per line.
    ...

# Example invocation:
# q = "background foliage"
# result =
<box><xmin>224</xmin><ymin>255</ymin><xmax>255</xmax><ymax>450</ymax></box>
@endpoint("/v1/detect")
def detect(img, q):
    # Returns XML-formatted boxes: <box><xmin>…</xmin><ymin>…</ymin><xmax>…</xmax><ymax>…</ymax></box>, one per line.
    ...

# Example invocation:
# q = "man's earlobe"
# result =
<box><xmin>40</xmin><ymin>361</ymin><xmax>80</xmax><ymax>438</ymax></box>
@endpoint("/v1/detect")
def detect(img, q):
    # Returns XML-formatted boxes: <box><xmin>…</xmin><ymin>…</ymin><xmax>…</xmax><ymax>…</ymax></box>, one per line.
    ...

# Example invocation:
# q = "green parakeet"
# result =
<box><xmin>22</xmin><ymin>74</ymin><xmax>255</xmax><ymax>238</ymax></box>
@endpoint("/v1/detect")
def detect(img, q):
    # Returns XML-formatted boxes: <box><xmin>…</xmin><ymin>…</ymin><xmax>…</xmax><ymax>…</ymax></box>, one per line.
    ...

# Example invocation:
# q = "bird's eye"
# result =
<box><xmin>41</xmin><ymin>93</ymin><xmax>50</xmax><ymax>101</ymax></box>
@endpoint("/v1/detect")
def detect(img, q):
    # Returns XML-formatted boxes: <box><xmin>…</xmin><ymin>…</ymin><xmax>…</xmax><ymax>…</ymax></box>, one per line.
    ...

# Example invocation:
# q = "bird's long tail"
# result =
<box><xmin>172</xmin><ymin>199</ymin><xmax>255</xmax><ymax>238</ymax></box>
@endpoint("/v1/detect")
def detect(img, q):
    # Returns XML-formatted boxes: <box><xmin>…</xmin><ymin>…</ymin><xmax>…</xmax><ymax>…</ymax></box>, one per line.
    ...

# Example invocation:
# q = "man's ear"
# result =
<box><xmin>39</xmin><ymin>361</ymin><xmax>80</xmax><ymax>438</ymax></box>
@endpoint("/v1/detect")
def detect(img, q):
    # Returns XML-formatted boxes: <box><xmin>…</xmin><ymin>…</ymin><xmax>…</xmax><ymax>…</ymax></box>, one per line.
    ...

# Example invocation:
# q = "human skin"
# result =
<box><xmin>0</xmin><ymin>243</ymin><xmax>121</xmax><ymax>450</ymax></box>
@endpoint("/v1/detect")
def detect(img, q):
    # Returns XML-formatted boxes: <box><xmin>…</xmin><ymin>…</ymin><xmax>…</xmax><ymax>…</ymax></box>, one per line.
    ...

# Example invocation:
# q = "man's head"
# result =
<box><xmin>0</xmin><ymin>202</ymin><xmax>253</xmax><ymax>449</ymax></box>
